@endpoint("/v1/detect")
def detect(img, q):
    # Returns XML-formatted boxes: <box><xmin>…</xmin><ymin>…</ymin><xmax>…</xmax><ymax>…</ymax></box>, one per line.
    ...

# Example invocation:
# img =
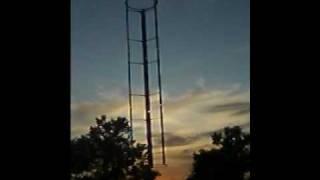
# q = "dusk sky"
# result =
<box><xmin>71</xmin><ymin>0</ymin><xmax>250</xmax><ymax>179</ymax></box>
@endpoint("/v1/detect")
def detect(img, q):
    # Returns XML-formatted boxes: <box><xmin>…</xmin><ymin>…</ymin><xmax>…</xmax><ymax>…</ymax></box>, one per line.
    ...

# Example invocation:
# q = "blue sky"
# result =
<box><xmin>71</xmin><ymin>0</ymin><xmax>249</xmax><ymax>179</ymax></box>
<box><xmin>71</xmin><ymin>0</ymin><xmax>249</xmax><ymax>102</ymax></box>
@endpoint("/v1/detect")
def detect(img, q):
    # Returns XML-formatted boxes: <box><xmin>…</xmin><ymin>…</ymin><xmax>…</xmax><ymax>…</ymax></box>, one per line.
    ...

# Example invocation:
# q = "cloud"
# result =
<box><xmin>153</xmin><ymin>132</ymin><xmax>199</xmax><ymax>148</ymax></box>
<box><xmin>161</xmin><ymin>133</ymin><xmax>190</xmax><ymax>147</ymax></box>
<box><xmin>231</xmin><ymin>108</ymin><xmax>250</xmax><ymax>116</ymax></box>
<box><xmin>71</xmin><ymin>98</ymin><xmax>128</xmax><ymax>138</ymax></box>
<box><xmin>196</xmin><ymin>77</ymin><xmax>206</xmax><ymax>90</ymax></box>
<box><xmin>153</xmin><ymin>121</ymin><xmax>250</xmax><ymax>149</ymax></box>
<box><xmin>201</xmin><ymin>101</ymin><xmax>250</xmax><ymax>115</ymax></box>
<box><xmin>71</xmin><ymin>85</ymin><xmax>250</xmax><ymax>138</ymax></box>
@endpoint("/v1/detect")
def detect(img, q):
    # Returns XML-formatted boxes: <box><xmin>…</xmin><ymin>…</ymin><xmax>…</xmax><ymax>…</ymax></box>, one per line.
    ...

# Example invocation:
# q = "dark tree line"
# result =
<box><xmin>71</xmin><ymin>115</ymin><xmax>250</xmax><ymax>180</ymax></box>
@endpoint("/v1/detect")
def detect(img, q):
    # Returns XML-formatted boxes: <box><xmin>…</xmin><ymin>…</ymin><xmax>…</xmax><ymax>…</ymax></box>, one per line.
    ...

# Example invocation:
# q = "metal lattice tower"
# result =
<box><xmin>125</xmin><ymin>0</ymin><xmax>166</xmax><ymax>168</ymax></box>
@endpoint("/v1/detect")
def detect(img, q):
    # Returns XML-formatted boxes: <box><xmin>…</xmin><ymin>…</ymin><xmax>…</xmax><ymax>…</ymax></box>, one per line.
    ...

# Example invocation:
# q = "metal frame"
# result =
<box><xmin>125</xmin><ymin>0</ymin><xmax>166</xmax><ymax>167</ymax></box>
<box><xmin>125</xmin><ymin>0</ymin><xmax>158</xmax><ymax>12</ymax></box>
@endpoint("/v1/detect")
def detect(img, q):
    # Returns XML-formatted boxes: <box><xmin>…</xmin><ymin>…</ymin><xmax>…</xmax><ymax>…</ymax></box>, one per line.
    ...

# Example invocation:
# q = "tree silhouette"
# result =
<box><xmin>71</xmin><ymin>115</ymin><xmax>160</xmax><ymax>180</ymax></box>
<box><xmin>187</xmin><ymin>126</ymin><xmax>250</xmax><ymax>180</ymax></box>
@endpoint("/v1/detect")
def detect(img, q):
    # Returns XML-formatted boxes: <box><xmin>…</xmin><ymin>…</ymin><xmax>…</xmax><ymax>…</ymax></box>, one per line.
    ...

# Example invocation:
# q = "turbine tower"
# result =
<box><xmin>125</xmin><ymin>0</ymin><xmax>166</xmax><ymax>168</ymax></box>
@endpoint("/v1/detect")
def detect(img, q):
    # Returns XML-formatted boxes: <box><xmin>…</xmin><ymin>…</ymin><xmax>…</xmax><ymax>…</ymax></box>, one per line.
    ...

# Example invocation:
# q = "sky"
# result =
<box><xmin>71</xmin><ymin>0</ymin><xmax>250</xmax><ymax>179</ymax></box>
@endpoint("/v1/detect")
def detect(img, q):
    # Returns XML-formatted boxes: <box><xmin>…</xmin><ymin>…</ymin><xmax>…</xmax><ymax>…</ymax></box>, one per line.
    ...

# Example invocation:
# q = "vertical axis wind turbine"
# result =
<box><xmin>125</xmin><ymin>0</ymin><xmax>166</xmax><ymax>168</ymax></box>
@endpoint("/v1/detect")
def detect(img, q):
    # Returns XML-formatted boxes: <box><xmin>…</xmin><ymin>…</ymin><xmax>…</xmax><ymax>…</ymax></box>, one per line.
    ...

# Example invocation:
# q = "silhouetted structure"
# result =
<box><xmin>187</xmin><ymin>126</ymin><xmax>251</xmax><ymax>180</ymax></box>
<box><xmin>71</xmin><ymin>115</ymin><xmax>160</xmax><ymax>180</ymax></box>
<box><xmin>125</xmin><ymin>0</ymin><xmax>166</xmax><ymax>167</ymax></box>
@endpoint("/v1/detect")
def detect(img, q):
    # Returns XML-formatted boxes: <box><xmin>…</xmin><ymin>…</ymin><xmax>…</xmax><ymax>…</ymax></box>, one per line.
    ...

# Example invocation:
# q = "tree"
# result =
<box><xmin>71</xmin><ymin>115</ymin><xmax>160</xmax><ymax>180</ymax></box>
<box><xmin>187</xmin><ymin>126</ymin><xmax>250</xmax><ymax>180</ymax></box>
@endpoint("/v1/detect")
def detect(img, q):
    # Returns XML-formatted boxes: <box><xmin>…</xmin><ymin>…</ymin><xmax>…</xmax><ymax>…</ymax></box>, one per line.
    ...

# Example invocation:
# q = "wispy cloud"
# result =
<box><xmin>153</xmin><ymin>121</ymin><xmax>250</xmax><ymax>149</ymax></box>
<box><xmin>202</xmin><ymin>101</ymin><xmax>250</xmax><ymax>115</ymax></box>
<box><xmin>71</xmin><ymin>84</ymin><xmax>250</xmax><ymax>137</ymax></box>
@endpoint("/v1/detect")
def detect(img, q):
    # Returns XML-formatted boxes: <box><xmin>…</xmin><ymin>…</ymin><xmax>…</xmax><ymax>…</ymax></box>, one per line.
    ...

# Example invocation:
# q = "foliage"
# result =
<box><xmin>71</xmin><ymin>115</ymin><xmax>160</xmax><ymax>180</ymax></box>
<box><xmin>187</xmin><ymin>126</ymin><xmax>250</xmax><ymax>180</ymax></box>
